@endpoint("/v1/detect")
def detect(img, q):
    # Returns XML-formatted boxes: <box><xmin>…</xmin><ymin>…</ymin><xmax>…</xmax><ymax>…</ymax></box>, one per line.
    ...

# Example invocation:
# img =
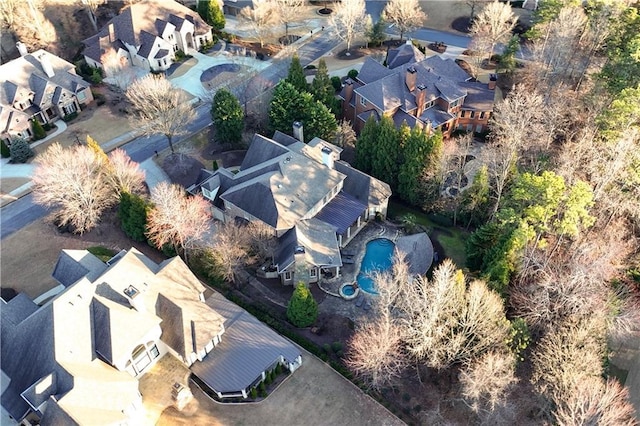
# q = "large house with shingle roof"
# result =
<box><xmin>189</xmin><ymin>131</ymin><xmax>392</xmax><ymax>285</ymax></box>
<box><xmin>0</xmin><ymin>44</ymin><xmax>93</xmax><ymax>144</ymax></box>
<box><xmin>340</xmin><ymin>42</ymin><xmax>496</xmax><ymax>136</ymax></box>
<box><xmin>1</xmin><ymin>248</ymin><xmax>301</xmax><ymax>424</ymax></box>
<box><xmin>83</xmin><ymin>0</ymin><xmax>213</xmax><ymax>73</ymax></box>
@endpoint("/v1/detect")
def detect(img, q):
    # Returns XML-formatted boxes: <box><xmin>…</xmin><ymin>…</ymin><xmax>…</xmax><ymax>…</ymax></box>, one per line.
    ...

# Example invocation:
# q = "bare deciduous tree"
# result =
<box><xmin>146</xmin><ymin>182</ymin><xmax>211</xmax><ymax>261</ymax></box>
<box><xmin>32</xmin><ymin>142</ymin><xmax>115</xmax><ymax>233</ymax></box>
<box><xmin>107</xmin><ymin>148</ymin><xmax>146</xmax><ymax>197</ymax></box>
<box><xmin>330</xmin><ymin>0</ymin><xmax>366</xmax><ymax>52</ymax></box>
<box><xmin>487</xmin><ymin>86</ymin><xmax>544</xmax><ymax>215</ymax></box>
<box><xmin>81</xmin><ymin>0</ymin><xmax>103</xmax><ymax>32</ymax></box>
<box><xmin>382</xmin><ymin>0</ymin><xmax>427</xmax><ymax>42</ymax></box>
<box><xmin>553</xmin><ymin>377</ymin><xmax>638</xmax><ymax>426</ymax></box>
<box><xmin>247</xmin><ymin>221</ymin><xmax>277</xmax><ymax>264</ymax></box>
<box><xmin>345</xmin><ymin>311</ymin><xmax>407</xmax><ymax>390</ymax></box>
<box><xmin>271</xmin><ymin>0</ymin><xmax>304</xmax><ymax>39</ymax></box>
<box><xmin>401</xmin><ymin>260</ymin><xmax>511</xmax><ymax>369</ymax></box>
<box><xmin>239</xmin><ymin>0</ymin><xmax>276</xmax><ymax>48</ymax></box>
<box><xmin>125</xmin><ymin>74</ymin><xmax>196</xmax><ymax>153</ymax></box>
<box><xmin>101</xmin><ymin>48</ymin><xmax>135</xmax><ymax>98</ymax></box>
<box><xmin>204</xmin><ymin>221</ymin><xmax>254</xmax><ymax>283</ymax></box>
<box><xmin>1</xmin><ymin>0</ymin><xmax>56</xmax><ymax>52</ymax></box>
<box><xmin>459</xmin><ymin>350</ymin><xmax>518</xmax><ymax>413</ymax></box>
<box><xmin>470</xmin><ymin>1</ymin><xmax>517</xmax><ymax>61</ymax></box>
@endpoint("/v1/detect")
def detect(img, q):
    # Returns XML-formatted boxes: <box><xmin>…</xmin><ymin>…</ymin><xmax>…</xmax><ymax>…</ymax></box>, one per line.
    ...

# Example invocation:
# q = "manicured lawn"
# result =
<box><xmin>388</xmin><ymin>200</ymin><xmax>469</xmax><ymax>268</ymax></box>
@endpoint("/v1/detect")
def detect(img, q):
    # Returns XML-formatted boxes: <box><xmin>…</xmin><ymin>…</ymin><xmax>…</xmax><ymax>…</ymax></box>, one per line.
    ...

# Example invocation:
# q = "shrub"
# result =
<box><xmin>119</xmin><ymin>192</ymin><xmax>150</xmax><ymax>242</ymax></box>
<box><xmin>402</xmin><ymin>392</ymin><xmax>411</xmax><ymax>402</ymax></box>
<box><xmin>331</xmin><ymin>76</ymin><xmax>342</xmax><ymax>91</ymax></box>
<box><xmin>347</xmin><ymin>69</ymin><xmax>359</xmax><ymax>79</ymax></box>
<box><xmin>275</xmin><ymin>363</ymin><xmax>283</xmax><ymax>375</ymax></box>
<box><xmin>331</xmin><ymin>341</ymin><xmax>343</xmax><ymax>353</ymax></box>
<box><xmin>90</xmin><ymin>67</ymin><xmax>103</xmax><ymax>84</ymax></box>
<box><xmin>323</xmin><ymin>343</ymin><xmax>331</xmax><ymax>353</ymax></box>
<box><xmin>508</xmin><ymin>318</ymin><xmax>531</xmax><ymax>362</ymax></box>
<box><xmin>264</xmin><ymin>373</ymin><xmax>272</xmax><ymax>385</ymax></box>
<box><xmin>9</xmin><ymin>138</ymin><xmax>33</xmax><ymax>163</ymax></box>
<box><xmin>93</xmin><ymin>91</ymin><xmax>106</xmax><ymax>106</ymax></box>
<box><xmin>1</xmin><ymin>140</ymin><xmax>10</xmax><ymax>158</ymax></box>
<box><xmin>63</xmin><ymin>112</ymin><xmax>78</xmax><ymax>122</ymax></box>
<box><xmin>31</xmin><ymin>120</ymin><xmax>46</xmax><ymax>140</ymax></box>
<box><xmin>250</xmin><ymin>387</ymin><xmax>258</xmax><ymax>399</ymax></box>
<box><xmin>42</xmin><ymin>122</ymin><xmax>53</xmax><ymax>131</ymax></box>
<box><xmin>286</xmin><ymin>283</ymin><xmax>318</xmax><ymax>327</ymax></box>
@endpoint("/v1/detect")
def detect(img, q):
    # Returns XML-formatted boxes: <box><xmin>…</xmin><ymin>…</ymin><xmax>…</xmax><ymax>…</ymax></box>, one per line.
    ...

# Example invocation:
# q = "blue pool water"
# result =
<box><xmin>342</xmin><ymin>284</ymin><xmax>356</xmax><ymax>296</ymax></box>
<box><xmin>356</xmin><ymin>239</ymin><xmax>395</xmax><ymax>294</ymax></box>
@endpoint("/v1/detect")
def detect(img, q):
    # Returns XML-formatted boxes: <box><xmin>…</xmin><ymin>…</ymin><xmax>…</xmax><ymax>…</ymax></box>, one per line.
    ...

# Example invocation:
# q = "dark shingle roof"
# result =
<box><xmin>387</xmin><ymin>43</ymin><xmax>425</xmax><ymax>69</ymax></box>
<box><xmin>192</xmin><ymin>292</ymin><xmax>301</xmax><ymax>394</ymax></box>
<box><xmin>335</xmin><ymin>161</ymin><xmax>392</xmax><ymax>207</ymax></box>
<box><xmin>459</xmin><ymin>81</ymin><xmax>495</xmax><ymax>111</ymax></box>
<box><xmin>357</xmin><ymin>57</ymin><xmax>394</xmax><ymax>84</ymax></box>
<box><xmin>240</xmin><ymin>134</ymin><xmax>289</xmax><ymax>169</ymax></box>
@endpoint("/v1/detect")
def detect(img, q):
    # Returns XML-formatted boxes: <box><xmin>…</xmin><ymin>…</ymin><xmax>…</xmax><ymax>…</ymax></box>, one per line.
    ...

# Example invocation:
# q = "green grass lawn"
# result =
<box><xmin>388</xmin><ymin>200</ymin><xmax>469</xmax><ymax>269</ymax></box>
<box><xmin>87</xmin><ymin>246</ymin><xmax>118</xmax><ymax>262</ymax></box>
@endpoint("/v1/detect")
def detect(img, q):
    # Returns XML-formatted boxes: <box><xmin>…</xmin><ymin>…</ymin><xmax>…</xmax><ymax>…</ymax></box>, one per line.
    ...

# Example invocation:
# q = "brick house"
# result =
<box><xmin>340</xmin><ymin>42</ymin><xmax>496</xmax><ymax>137</ymax></box>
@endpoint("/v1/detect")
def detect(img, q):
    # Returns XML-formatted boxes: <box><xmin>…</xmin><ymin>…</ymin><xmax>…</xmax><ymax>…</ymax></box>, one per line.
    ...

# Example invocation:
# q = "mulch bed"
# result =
<box><xmin>162</xmin><ymin>154</ymin><xmax>205</xmax><ymax>189</ymax></box>
<box><xmin>451</xmin><ymin>16</ymin><xmax>472</xmax><ymax>33</ymax></box>
<box><xmin>335</xmin><ymin>48</ymin><xmax>367</xmax><ymax>60</ymax></box>
<box><xmin>278</xmin><ymin>35</ymin><xmax>301</xmax><ymax>46</ymax></box>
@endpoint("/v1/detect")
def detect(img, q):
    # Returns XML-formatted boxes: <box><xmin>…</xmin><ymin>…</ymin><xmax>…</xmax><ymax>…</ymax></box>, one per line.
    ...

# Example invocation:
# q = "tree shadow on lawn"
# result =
<box><xmin>162</xmin><ymin>154</ymin><xmax>205</xmax><ymax>189</ymax></box>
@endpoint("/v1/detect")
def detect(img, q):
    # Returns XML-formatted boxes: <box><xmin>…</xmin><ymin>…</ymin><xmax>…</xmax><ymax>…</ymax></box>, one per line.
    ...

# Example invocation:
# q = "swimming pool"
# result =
<box><xmin>356</xmin><ymin>238</ymin><xmax>395</xmax><ymax>294</ymax></box>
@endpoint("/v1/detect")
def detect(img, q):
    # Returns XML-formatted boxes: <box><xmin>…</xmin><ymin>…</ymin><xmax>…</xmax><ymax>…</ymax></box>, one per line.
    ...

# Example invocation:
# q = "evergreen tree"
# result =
<box><xmin>303</xmin><ymin>97</ymin><xmax>338</xmax><ymax>143</ymax></box>
<box><xmin>198</xmin><ymin>0</ymin><xmax>225</xmax><ymax>31</ymax></box>
<box><xmin>366</xmin><ymin>17</ymin><xmax>387</xmax><ymax>47</ymax></box>
<box><xmin>311</xmin><ymin>59</ymin><xmax>339</xmax><ymax>115</ymax></box>
<box><xmin>599</xmin><ymin>6</ymin><xmax>640</xmax><ymax>94</ymax></box>
<box><xmin>355</xmin><ymin>116</ymin><xmax>378</xmax><ymax>173</ymax></box>
<box><xmin>269</xmin><ymin>81</ymin><xmax>304</xmax><ymax>135</ymax></box>
<box><xmin>286</xmin><ymin>54</ymin><xmax>308</xmax><ymax>93</ymax></box>
<box><xmin>286</xmin><ymin>282</ymin><xmax>318</xmax><ymax>327</ymax></box>
<box><xmin>212</xmin><ymin>88</ymin><xmax>244</xmax><ymax>146</ymax></box>
<box><xmin>397</xmin><ymin>125</ymin><xmax>432</xmax><ymax>205</ymax></box>
<box><xmin>9</xmin><ymin>138</ymin><xmax>34</xmax><ymax>163</ymax></box>
<box><xmin>1</xmin><ymin>139</ymin><xmax>10</xmax><ymax>158</ymax></box>
<box><xmin>371</xmin><ymin>116</ymin><xmax>400</xmax><ymax>190</ymax></box>
<box><xmin>31</xmin><ymin>120</ymin><xmax>46</xmax><ymax>140</ymax></box>
<box><xmin>118</xmin><ymin>191</ymin><xmax>150</xmax><ymax>242</ymax></box>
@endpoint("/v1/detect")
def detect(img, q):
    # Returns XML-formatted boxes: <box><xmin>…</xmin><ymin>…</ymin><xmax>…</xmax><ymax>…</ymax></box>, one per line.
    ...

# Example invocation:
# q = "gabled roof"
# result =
<box><xmin>275</xmin><ymin>218</ymin><xmax>342</xmax><ymax>271</ymax></box>
<box><xmin>83</xmin><ymin>0</ymin><xmax>212</xmax><ymax>64</ymax></box>
<box><xmin>387</xmin><ymin>42</ymin><xmax>425</xmax><ymax>69</ymax></box>
<box><xmin>357</xmin><ymin>57</ymin><xmax>394</xmax><ymax>84</ymax></box>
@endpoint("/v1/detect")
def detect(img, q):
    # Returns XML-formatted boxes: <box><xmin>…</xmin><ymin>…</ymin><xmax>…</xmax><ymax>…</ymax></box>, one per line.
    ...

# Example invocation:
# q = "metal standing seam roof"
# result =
<box><xmin>314</xmin><ymin>191</ymin><xmax>367</xmax><ymax>235</ymax></box>
<box><xmin>192</xmin><ymin>292</ymin><xmax>301</xmax><ymax>394</ymax></box>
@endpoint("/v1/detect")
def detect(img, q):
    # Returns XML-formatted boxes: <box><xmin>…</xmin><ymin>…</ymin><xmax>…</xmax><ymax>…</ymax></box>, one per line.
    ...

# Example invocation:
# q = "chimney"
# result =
<box><xmin>16</xmin><ymin>42</ymin><xmax>28</xmax><ymax>57</ymax></box>
<box><xmin>343</xmin><ymin>78</ymin><xmax>354</xmax><ymax>104</ymax></box>
<box><xmin>123</xmin><ymin>285</ymin><xmax>146</xmax><ymax>312</ymax></box>
<box><xmin>321</xmin><ymin>146</ymin><xmax>334</xmax><ymax>169</ymax></box>
<box><xmin>293</xmin><ymin>121</ymin><xmax>304</xmax><ymax>142</ymax></box>
<box><xmin>488</xmin><ymin>73</ymin><xmax>497</xmax><ymax>90</ymax></box>
<box><xmin>108</xmin><ymin>23</ymin><xmax>115</xmax><ymax>43</ymax></box>
<box><xmin>415</xmin><ymin>84</ymin><xmax>426</xmax><ymax>117</ymax></box>
<box><xmin>405</xmin><ymin>67</ymin><xmax>417</xmax><ymax>92</ymax></box>
<box><xmin>37</xmin><ymin>52</ymin><xmax>55</xmax><ymax>78</ymax></box>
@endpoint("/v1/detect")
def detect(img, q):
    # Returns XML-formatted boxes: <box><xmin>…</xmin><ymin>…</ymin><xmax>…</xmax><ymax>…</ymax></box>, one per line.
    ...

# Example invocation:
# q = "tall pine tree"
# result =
<box><xmin>198</xmin><ymin>0</ymin><xmax>225</xmax><ymax>31</ymax></box>
<box><xmin>286</xmin><ymin>54</ymin><xmax>308</xmax><ymax>93</ymax></box>
<box><xmin>355</xmin><ymin>116</ymin><xmax>378</xmax><ymax>173</ymax></box>
<box><xmin>371</xmin><ymin>116</ymin><xmax>400</xmax><ymax>190</ymax></box>
<box><xmin>398</xmin><ymin>125</ymin><xmax>431</xmax><ymax>205</ymax></box>
<box><xmin>212</xmin><ymin>88</ymin><xmax>244</xmax><ymax>146</ymax></box>
<box><xmin>311</xmin><ymin>59</ymin><xmax>339</xmax><ymax>115</ymax></box>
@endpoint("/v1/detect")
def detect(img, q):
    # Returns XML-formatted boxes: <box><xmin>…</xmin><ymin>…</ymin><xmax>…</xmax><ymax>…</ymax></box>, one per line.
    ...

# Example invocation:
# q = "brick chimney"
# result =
<box><xmin>488</xmin><ymin>73</ymin><xmax>497</xmax><ymax>90</ymax></box>
<box><xmin>415</xmin><ymin>84</ymin><xmax>426</xmax><ymax>117</ymax></box>
<box><xmin>343</xmin><ymin>78</ymin><xmax>354</xmax><ymax>104</ymax></box>
<box><xmin>405</xmin><ymin>67</ymin><xmax>417</xmax><ymax>92</ymax></box>
<box><xmin>108</xmin><ymin>23</ymin><xmax>115</xmax><ymax>43</ymax></box>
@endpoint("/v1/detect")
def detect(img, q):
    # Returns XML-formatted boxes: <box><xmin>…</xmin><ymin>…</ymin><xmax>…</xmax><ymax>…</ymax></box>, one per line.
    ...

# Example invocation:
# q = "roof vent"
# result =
<box><xmin>284</xmin><ymin>156</ymin><xmax>291</xmax><ymax>163</ymax></box>
<box><xmin>124</xmin><ymin>285</ymin><xmax>139</xmax><ymax>298</ymax></box>
<box><xmin>295</xmin><ymin>246</ymin><xmax>305</xmax><ymax>254</ymax></box>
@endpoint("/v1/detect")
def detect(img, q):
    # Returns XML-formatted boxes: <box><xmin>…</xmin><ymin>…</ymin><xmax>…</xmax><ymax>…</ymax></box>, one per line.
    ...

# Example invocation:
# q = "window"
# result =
<box><xmin>77</xmin><ymin>90</ymin><xmax>86</xmax><ymax>102</ymax></box>
<box><xmin>480</xmin><ymin>112</ymin><xmax>485</xmax><ymax>119</ymax></box>
<box><xmin>460</xmin><ymin>110</ymin><xmax>466</xmax><ymax>118</ymax></box>
<box><xmin>157</xmin><ymin>60</ymin><xmax>162</xmax><ymax>67</ymax></box>
<box><xmin>149</xmin><ymin>344</ymin><xmax>160</xmax><ymax>359</ymax></box>
<box><xmin>360</xmin><ymin>97</ymin><xmax>366</xmax><ymax>106</ymax></box>
<box><xmin>284</xmin><ymin>271</ymin><xmax>292</xmax><ymax>280</ymax></box>
<box><xmin>470</xmin><ymin>111</ymin><xmax>475</xmax><ymax>119</ymax></box>
<box><xmin>310</xmin><ymin>269</ymin><xmax>317</xmax><ymax>277</ymax></box>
